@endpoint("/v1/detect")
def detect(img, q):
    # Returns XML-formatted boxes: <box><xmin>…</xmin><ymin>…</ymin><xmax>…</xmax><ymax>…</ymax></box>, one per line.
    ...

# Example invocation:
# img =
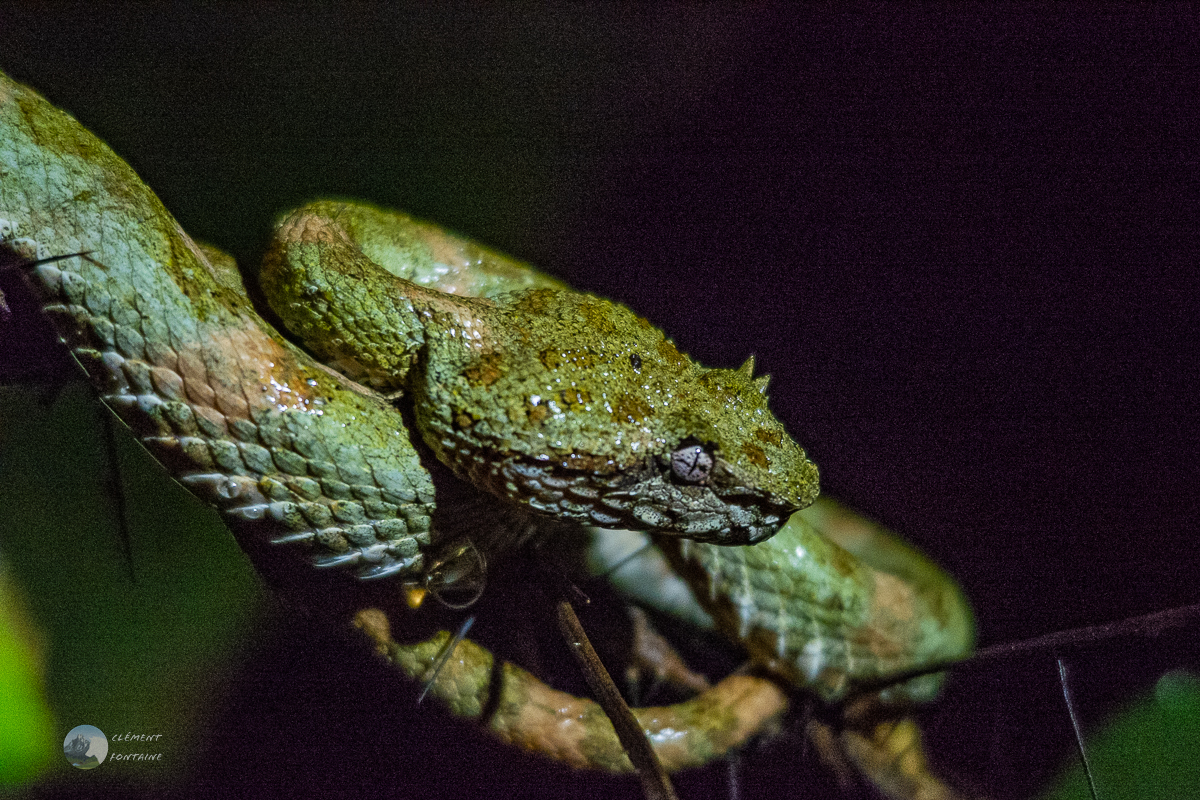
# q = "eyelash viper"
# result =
<box><xmin>0</xmin><ymin>69</ymin><xmax>973</xmax><ymax>798</ymax></box>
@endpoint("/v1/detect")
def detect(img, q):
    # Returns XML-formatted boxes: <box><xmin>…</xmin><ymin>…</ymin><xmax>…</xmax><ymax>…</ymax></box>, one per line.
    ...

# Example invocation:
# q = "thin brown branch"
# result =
<box><xmin>853</xmin><ymin>601</ymin><xmax>1200</xmax><ymax>696</ymax></box>
<box><xmin>555</xmin><ymin>599</ymin><xmax>679</xmax><ymax>800</ymax></box>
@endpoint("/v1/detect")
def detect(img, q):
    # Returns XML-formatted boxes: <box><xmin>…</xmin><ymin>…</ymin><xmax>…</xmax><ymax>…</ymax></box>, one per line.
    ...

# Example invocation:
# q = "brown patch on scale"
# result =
<box><xmin>557</xmin><ymin>388</ymin><xmax>591</xmax><ymax>411</ymax></box>
<box><xmin>149</xmin><ymin>366</ymin><xmax>185</xmax><ymax>401</ymax></box>
<box><xmin>612</xmin><ymin>392</ymin><xmax>653</xmax><ymax>424</ymax></box>
<box><xmin>698</xmin><ymin>369</ymin><xmax>741</xmax><ymax>403</ymax></box>
<box><xmin>870</xmin><ymin>570</ymin><xmax>919</xmax><ymax>626</ymax></box>
<box><xmin>177</xmin><ymin>349</ymin><xmax>215</xmax><ymax>407</ymax></box>
<box><xmin>655</xmin><ymin>337</ymin><xmax>689</xmax><ymax>369</ymax></box>
<box><xmin>512</xmin><ymin>288</ymin><xmax>558</xmax><ymax>316</ymax></box>
<box><xmin>753</xmin><ymin>427</ymin><xmax>783</xmax><ymax>447</ymax></box>
<box><xmin>740</xmin><ymin>443</ymin><xmax>769</xmax><ymax>469</ymax></box>
<box><xmin>826</xmin><ymin>541</ymin><xmax>863</xmax><ymax>581</ymax></box>
<box><xmin>526</xmin><ymin>401</ymin><xmax>549</xmax><ymax>426</ymax></box>
<box><xmin>423</xmin><ymin>290</ymin><xmax>496</xmax><ymax>331</ymax></box>
<box><xmin>849</xmin><ymin>612</ymin><xmax>909</xmax><ymax>666</ymax></box>
<box><xmin>187</xmin><ymin>319</ymin><xmax>325</xmax><ymax>421</ymax></box>
<box><xmin>286</xmin><ymin>210</ymin><xmax>348</xmax><ymax>246</ymax></box>
<box><xmin>453</xmin><ymin>408</ymin><xmax>478</xmax><ymax>430</ymax></box>
<box><xmin>463</xmin><ymin>353</ymin><xmax>504</xmax><ymax>386</ymax></box>
<box><xmin>577</xmin><ymin>297</ymin><xmax>621</xmax><ymax>337</ymax></box>
<box><xmin>502</xmin><ymin>664</ymin><xmax>601</xmax><ymax>772</ymax></box>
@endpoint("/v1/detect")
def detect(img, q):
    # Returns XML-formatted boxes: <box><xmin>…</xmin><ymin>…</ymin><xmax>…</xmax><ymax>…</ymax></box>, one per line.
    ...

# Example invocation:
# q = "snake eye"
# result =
<box><xmin>670</xmin><ymin>440</ymin><xmax>714</xmax><ymax>484</ymax></box>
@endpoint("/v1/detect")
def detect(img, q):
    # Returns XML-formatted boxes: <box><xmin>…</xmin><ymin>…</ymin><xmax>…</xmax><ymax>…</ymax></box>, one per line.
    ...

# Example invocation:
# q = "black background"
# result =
<box><xmin>3</xmin><ymin>5</ymin><xmax>1199</xmax><ymax>799</ymax></box>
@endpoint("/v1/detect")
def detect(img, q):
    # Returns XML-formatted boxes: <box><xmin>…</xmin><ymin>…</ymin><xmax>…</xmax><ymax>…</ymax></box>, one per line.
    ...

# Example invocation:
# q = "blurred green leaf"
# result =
<box><xmin>0</xmin><ymin>566</ymin><xmax>55</xmax><ymax>786</ymax></box>
<box><xmin>1040</xmin><ymin>671</ymin><xmax>1200</xmax><ymax>800</ymax></box>
<box><xmin>0</xmin><ymin>384</ymin><xmax>267</xmax><ymax>792</ymax></box>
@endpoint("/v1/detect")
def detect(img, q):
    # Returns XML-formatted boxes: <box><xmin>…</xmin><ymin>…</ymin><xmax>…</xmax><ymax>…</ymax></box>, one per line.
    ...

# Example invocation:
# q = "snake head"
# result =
<box><xmin>414</xmin><ymin>289</ymin><xmax>819</xmax><ymax>545</ymax></box>
<box><xmin>261</xmin><ymin>203</ymin><xmax>817</xmax><ymax>545</ymax></box>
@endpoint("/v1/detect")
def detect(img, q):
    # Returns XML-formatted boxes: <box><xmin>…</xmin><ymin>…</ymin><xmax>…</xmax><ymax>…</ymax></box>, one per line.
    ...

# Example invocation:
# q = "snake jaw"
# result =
<box><xmin>446</xmin><ymin>448</ymin><xmax>800</xmax><ymax>544</ymax></box>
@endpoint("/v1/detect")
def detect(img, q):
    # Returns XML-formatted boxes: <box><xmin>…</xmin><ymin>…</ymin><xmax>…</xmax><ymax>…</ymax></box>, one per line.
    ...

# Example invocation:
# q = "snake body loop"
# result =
<box><xmin>1</xmin><ymin>69</ymin><xmax>973</xmax><ymax>797</ymax></box>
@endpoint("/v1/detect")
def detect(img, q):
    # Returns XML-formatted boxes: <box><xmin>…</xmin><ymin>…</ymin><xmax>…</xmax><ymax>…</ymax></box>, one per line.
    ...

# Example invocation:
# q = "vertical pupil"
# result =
<box><xmin>672</xmin><ymin>444</ymin><xmax>710</xmax><ymax>482</ymax></box>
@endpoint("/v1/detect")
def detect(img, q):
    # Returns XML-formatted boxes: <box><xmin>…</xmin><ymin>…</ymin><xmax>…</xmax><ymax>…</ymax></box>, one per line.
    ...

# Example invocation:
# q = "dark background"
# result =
<box><xmin>3</xmin><ymin>4</ymin><xmax>1199</xmax><ymax>799</ymax></box>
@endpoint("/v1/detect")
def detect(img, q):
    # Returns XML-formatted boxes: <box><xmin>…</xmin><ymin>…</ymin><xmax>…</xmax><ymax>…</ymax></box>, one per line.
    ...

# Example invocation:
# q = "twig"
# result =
<box><xmin>1056</xmin><ymin>654</ymin><xmax>1099</xmax><ymax>800</ymax></box>
<box><xmin>851</xmin><ymin>601</ymin><xmax>1200</xmax><ymax>695</ymax></box>
<box><xmin>555</xmin><ymin>599</ymin><xmax>678</xmax><ymax>800</ymax></box>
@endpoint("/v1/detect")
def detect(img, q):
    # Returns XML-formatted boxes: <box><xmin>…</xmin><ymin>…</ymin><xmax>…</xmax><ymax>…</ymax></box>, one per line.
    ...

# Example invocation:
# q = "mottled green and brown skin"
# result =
<box><xmin>0</xmin><ymin>69</ymin><xmax>973</xmax><ymax>798</ymax></box>
<box><xmin>260</xmin><ymin>201</ymin><xmax>817</xmax><ymax>546</ymax></box>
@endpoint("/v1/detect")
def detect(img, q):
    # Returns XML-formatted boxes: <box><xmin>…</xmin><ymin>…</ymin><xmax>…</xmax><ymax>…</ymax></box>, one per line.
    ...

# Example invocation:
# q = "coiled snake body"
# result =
<box><xmin>0</xmin><ymin>70</ymin><xmax>972</xmax><ymax>799</ymax></box>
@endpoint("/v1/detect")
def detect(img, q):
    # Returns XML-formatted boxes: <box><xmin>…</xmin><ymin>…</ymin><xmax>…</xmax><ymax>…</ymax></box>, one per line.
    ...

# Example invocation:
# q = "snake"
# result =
<box><xmin>0</xmin><ymin>69</ymin><xmax>973</xmax><ymax>798</ymax></box>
